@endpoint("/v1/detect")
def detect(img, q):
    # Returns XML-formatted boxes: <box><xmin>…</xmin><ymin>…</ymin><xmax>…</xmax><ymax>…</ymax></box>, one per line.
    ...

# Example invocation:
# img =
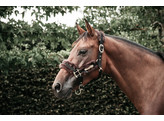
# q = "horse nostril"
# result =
<box><xmin>54</xmin><ymin>83</ymin><xmax>62</xmax><ymax>93</ymax></box>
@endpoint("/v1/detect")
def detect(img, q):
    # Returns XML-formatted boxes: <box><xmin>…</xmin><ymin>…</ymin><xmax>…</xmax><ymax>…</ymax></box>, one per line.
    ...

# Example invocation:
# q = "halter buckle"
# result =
<box><xmin>73</xmin><ymin>69</ymin><xmax>81</xmax><ymax>78</ymax></box>
<box><xmin>99</xmin><ymin>44</ymin><xmax>104</xmax><ymax>53</ymax></box>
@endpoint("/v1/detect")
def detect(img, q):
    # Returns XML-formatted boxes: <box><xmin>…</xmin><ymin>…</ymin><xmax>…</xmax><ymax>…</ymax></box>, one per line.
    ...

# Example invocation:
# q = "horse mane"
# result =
<box><xmin>107</xmin><ymin>35</ymin><xmax>164</xmax><ymax>61</ymax></box>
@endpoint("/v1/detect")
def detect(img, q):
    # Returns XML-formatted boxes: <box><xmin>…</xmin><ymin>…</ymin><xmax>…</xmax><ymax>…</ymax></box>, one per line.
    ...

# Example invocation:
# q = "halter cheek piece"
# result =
<box><xmin>59</xmin><ymin>32</ymin><xmax>105</xmax><ymax>95</ymax></box>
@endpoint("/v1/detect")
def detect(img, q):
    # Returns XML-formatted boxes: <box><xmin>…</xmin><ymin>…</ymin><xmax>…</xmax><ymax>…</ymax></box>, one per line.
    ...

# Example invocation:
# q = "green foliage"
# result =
<box><xmin>0</xmin><ymin>46</ymin><xmax>65</xmax><ymax>74</ymax></box>
<box><xmin>0</xmin><ymin>6</ymin><xmax>164</xmax><ymax>115</ymax></box>
<box><xmin>0</xmin><ymin>7</ymin><xmax>15</xmax><ymax>18</ymax></box>
<box><xmin>0</xmin><ymin>20</ymin><xmax>72</xmax><ymax>73</ymax></box>
<box><xmin>0</xmin><ymin>7</ymin><xmax>78</xmax><ymax>73</ymax></box>
<box><xmin>83</xmin><ymin>6</ymin><xmax>164</xmax><ymax>51</ymax></box>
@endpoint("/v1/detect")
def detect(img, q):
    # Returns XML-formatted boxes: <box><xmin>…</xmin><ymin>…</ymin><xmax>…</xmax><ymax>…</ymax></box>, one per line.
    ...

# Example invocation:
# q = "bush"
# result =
<box><xmin>0</xmin><ymin>67</ymin><xmax>138</xmax><ymax>115</ymax></box>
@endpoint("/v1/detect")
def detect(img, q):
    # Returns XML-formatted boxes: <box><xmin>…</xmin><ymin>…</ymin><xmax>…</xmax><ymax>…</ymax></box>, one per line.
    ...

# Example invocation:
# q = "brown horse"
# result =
<box><xmin>52</xmin><ymin>19</ymin><xmax>164</xmax><ymax>115</ymax></box>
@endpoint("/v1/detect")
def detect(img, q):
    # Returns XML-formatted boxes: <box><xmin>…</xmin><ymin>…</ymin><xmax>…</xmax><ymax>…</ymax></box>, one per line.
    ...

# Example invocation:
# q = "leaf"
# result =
<box><xmin>14</xmin><ymin>10</ymin><xmax>19</xmax><ymax>16</ymax></box>
<box><xmin>22</xmin><ymin>11</ymin><xmax>25</xmax><ymax>18</ymax></box>
<box><xmin>18</xmin><ymin>29</ymin><xmax>24</xmax><ymax>37</ymax></box>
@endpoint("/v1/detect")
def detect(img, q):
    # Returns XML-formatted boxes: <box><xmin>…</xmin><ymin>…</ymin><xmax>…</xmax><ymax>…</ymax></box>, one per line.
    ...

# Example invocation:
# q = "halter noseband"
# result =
<box><xmin>59</xmin><ymin>32</ymin><xmax>105</xmax><ymax>85</ymax></box>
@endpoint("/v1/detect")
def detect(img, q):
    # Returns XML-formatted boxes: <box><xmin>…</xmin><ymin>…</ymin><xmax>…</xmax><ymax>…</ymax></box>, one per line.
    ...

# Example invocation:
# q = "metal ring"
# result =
<box><xmin>75</xmin><ymin>89</ymin><xmax>81</xmax><ymax>95</ymax></box>
<box><xmin>75</xmin><ymin>84</ymin><xmax>84</xmax><ymax>95</ymax></box>
<box><xmin>99</xmin><ymin>67</ymin><xmax>103</xmax><ymax>72</ymax></box>
<box><xmin>99</xmin><ymin>44</ymin><xmax>104</xmax><ymax>53</ymax></box>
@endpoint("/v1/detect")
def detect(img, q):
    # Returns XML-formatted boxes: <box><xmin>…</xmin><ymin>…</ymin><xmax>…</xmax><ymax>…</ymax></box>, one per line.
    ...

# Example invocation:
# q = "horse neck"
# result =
<box><xmin>103</xmin><ymin>36</ymin><xmax>164</xmax><ymax>114</ymax></box>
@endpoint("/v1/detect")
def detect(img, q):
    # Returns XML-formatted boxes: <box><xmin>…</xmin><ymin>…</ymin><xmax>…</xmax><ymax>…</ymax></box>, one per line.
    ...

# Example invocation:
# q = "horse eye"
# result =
<box><xmin>78</xmin><ymin>49</ymin><xmax>88</xmax><ymax>55</ymax></box>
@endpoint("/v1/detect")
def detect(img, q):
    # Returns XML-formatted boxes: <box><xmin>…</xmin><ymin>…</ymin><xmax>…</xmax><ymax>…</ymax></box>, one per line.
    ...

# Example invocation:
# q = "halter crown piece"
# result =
<box><xmin>59</xmin><ymin>32</ymin><xmax>105</xmax><ymax>94</ymax></box>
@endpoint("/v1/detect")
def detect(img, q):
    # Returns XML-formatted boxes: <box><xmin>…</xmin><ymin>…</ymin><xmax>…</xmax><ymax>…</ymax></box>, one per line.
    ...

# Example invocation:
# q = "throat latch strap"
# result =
<box><xmin>97</xmin><ymin>32</ymin><xmax>105</xmax><ymax>74</ymax></box>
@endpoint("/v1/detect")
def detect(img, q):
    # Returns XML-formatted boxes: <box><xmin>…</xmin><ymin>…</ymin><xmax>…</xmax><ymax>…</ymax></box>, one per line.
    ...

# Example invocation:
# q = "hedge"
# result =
<box><xmin>0</xmin><ymin>66</ymin><xmax>138</xmax><ymax>115</ymax></box>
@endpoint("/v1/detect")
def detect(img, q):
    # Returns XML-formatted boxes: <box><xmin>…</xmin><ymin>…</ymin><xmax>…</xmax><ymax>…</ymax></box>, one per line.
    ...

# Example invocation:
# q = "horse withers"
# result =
<box><xmin>52</xmin><ymin>19</ymin><xmax>164</xmax><ymax>115</ymax></box>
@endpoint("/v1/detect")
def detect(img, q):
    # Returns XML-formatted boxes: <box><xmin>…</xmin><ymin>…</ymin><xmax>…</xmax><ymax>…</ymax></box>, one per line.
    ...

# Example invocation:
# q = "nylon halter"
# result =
<box><xmin>59</xmin><ymin>32</ymin><xmax>105</xmax><ymax>85</ymax></box>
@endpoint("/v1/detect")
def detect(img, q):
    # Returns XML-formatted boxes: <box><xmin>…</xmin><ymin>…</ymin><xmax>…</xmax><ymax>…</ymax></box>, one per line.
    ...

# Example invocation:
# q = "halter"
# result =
<box><xmin>59</xmin><ymin>32</ymin><xmax>105</xmax><ymax>94</ymax></box>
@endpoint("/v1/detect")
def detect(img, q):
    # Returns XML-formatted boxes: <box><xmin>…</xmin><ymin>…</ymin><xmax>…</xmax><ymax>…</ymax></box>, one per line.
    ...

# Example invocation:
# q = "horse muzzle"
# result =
<box><xmin>52</xmin><ymin>82</ymin><xmax>73</xmax><ymax>99</ymax></box>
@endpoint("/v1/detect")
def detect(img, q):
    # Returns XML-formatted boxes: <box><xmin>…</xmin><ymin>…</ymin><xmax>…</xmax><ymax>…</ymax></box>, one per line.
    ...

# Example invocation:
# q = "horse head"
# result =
<box><xmin>52</xmin><ymin>20</ymin><xmax>107</xmax><ymax>98</ymax></box>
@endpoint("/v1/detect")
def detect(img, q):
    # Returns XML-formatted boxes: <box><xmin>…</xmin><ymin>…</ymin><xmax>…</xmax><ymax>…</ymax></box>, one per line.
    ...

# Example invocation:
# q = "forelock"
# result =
<box><xmin>72</xmin><ymin>32</ymin><xmax>88</xmax><ymax>47</ymax></box>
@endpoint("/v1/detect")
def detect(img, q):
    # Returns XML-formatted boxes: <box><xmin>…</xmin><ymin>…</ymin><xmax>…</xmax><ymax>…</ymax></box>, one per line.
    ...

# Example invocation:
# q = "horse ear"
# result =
<box><xmin>76</xmin><ymin>23</ymin><xmax>85</xmax><ymax>35</ymax></box>
<box><xmin>84</xmin><ymin>19</ymin><xmax>95</xmax><ymax>36</ymax></box>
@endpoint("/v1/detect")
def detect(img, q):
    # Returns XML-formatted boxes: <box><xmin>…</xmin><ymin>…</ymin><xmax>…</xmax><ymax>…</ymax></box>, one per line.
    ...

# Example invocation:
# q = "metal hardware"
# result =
<box><xmin>99</xmin><ymin>44</ymin><xmax>104</xmax><ymax>53</ymax></box>
<box><xmin>75</xmin><ymin>84</ymin><xmax>84</xmax><ymax>95</ymax></box>
<box><xmin>99</xmin><ymin>67</ymin><xmax>103</xmax><ymax>72</ymax></box>
<box><xmin>73</xmin><ymin>69</ymin><xmax>81</xmax><ymax>78</ymax></box>
<box><xmin>84</xmin><ymin>65</ymin><xmax>94</xmax><ymax>71</ymax></box>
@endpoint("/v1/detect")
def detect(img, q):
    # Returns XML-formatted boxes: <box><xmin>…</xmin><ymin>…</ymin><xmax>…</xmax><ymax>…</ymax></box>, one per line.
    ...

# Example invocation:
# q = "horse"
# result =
<box><xmin>52</xmin><ymin>19</ymin><xmax>164</xmax><ymax>115</ymax></box>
